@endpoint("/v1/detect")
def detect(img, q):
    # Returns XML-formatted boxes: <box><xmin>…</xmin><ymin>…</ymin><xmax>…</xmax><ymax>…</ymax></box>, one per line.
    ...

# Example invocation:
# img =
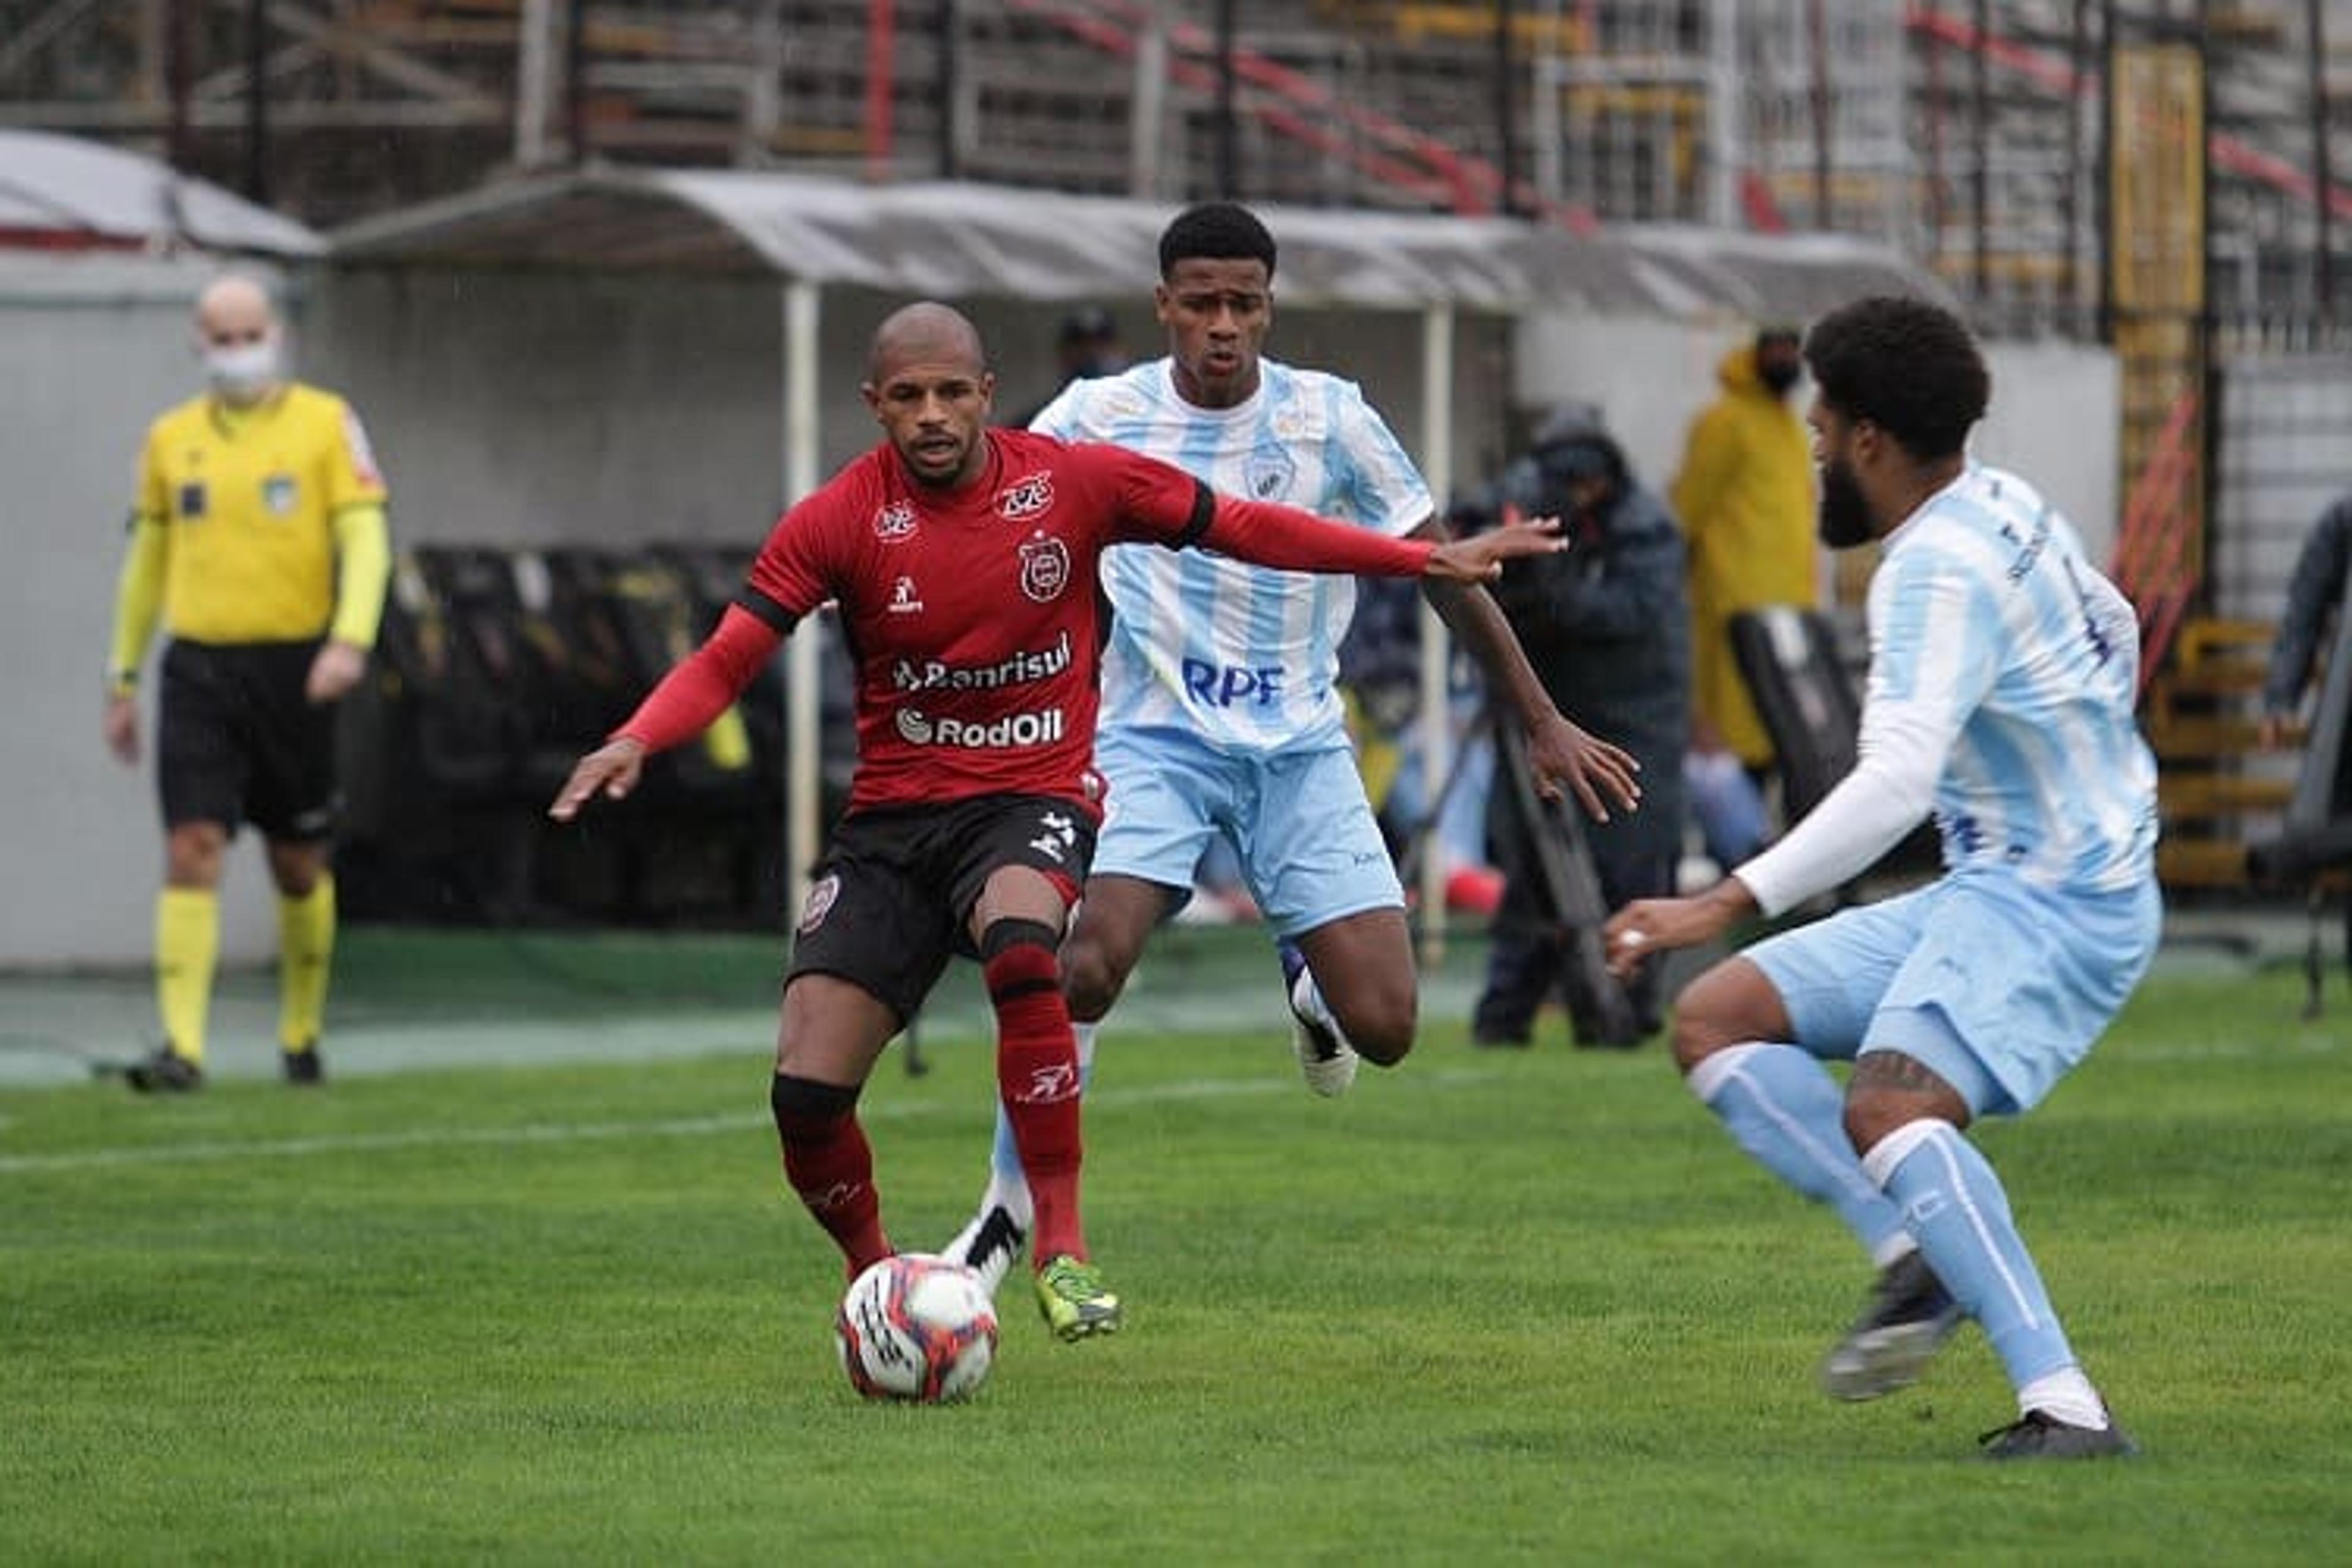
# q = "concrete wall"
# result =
<box><xmin>311</xmin><ymin>267</ymin><xmax>788</xmax><ymax>548</ymax></box>
<box><xmin>2212</xmin><ymin>352</ymin><xmax>2352</xmax><ymax>622</ymax></box>
<box><xmin>305</xmin><ymin>268</ymin><xmax>1519</xmax><ymax>547</ymax></box>
<box><xmin>1973</xmin><ymin>337</ymin><xmax>2123</xmax><ymax>565</ymax></box>
<box><xmin>0</xmin><ymin>254</ymin><xmax>292</xmax><ymax>968</ymax></box>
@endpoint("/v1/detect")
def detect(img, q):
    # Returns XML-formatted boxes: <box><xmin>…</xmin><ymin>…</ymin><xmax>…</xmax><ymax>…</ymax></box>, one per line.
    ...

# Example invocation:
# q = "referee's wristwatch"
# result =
<box><xmin>106</xmin><ymin>669</ymin><xmax>138</xmax><ymax>700</ymax></box>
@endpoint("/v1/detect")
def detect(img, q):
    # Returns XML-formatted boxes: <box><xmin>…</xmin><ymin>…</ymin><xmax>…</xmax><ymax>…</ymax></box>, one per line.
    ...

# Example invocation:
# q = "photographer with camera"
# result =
<box><xmin>1469</xmin><ymin>405</ymin><xmax>1690</xmax><ymax>1047</ymax></box>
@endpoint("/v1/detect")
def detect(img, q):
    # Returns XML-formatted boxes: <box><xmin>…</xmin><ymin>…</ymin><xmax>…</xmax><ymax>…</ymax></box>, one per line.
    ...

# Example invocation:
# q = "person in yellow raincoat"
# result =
<box><xmin>1670</xmin><ymin>326</ymin><xmax>1817</xmax><ymax>796</ymax></box>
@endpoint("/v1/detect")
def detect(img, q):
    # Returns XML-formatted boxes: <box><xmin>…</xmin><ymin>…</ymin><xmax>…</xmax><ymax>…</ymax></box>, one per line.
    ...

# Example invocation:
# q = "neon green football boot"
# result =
<box><xmin>1033</xmin><ymin>1254</ymin><xmax>1122</xmax><ymax>1341</ymax></box>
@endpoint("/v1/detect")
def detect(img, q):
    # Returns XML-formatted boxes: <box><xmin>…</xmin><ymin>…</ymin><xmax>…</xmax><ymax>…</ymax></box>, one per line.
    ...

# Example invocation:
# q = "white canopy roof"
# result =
<box><xmin>0</xmin><ymin>130</ymin><xmax>324</xmax><ymax>258</ymax></box>
<box><xmin>330</xmin><ymin>166</ymin><xmax>1946</xmax><ymax>321</ymax></box>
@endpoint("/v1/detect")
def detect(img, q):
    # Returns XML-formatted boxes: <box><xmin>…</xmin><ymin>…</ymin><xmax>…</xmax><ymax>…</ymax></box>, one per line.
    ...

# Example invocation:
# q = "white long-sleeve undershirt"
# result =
<box><xmin>1731</xmin><ymin>697</ymin><xmax>1948</xmax><ymax>917</ymax></box>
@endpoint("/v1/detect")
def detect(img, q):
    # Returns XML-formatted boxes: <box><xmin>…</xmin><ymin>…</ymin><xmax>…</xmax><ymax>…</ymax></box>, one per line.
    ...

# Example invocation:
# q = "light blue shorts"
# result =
<box><xmin>1092</xmin><ymin>725</ymin><xmax>1403</xmax><ymax>940</ymax></box>
<box><xmin>1744</xmin><ymin>867</ymin><xmax>2162</xmax><ymax>1115</ymax></box>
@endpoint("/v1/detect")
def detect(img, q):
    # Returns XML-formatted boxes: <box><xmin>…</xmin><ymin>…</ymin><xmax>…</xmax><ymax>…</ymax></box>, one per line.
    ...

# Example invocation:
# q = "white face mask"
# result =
<box><xmin>203</xmin><ymin>336</ymin><xmax>281</xmax><ymax>404</ymax></box>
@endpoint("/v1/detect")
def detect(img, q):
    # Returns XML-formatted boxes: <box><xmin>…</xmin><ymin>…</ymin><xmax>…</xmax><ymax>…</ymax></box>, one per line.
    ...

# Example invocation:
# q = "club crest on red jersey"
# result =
<box><xmin>1017</xmin><ymin>533</ymin><xmax>1071</xmax><ymax>603</ymax></box>
<box><xmin>873</xmin><ymin>500</ymin><xmax>917</xmax><ymax>541</ymax></box>
<box><xmin>996</xmin><ymin>471</ymin><xmax>1054</xmax><ymax>521</ymax></box>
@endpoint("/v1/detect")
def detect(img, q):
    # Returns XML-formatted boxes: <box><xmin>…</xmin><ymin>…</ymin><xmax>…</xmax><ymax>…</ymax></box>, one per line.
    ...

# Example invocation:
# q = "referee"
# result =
<box><xmin>102</xmin><ymin>274</ymin><xmax>391</xmax><ymax>1091</ymax></box>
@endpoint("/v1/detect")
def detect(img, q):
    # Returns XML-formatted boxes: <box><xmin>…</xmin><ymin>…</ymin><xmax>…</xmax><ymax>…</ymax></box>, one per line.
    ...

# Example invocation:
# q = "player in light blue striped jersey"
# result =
<box><xmin>948</xmin><ymin>202</ymin><xmax>1640</xmax><ymax>1299</ymax></box>
<box><xmin>1604</xmin><ymin>295</ymin><xmax>2159</xmax><ymax>1460</ymax></box>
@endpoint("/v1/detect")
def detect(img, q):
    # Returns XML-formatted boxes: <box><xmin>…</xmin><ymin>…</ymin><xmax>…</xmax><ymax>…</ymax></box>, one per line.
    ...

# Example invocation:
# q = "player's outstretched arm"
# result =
<box><xmin>1187</xmin><ymin>481</ymin><xmax>1561</xmax><ymax>582</ymax></box>
<box><xmin>549</xmin><ymin>737</ymin><xmax>647</xmax><ymax>821</ymax></box>
<box><xmin>548</xmin><ymin>603</ymin><xmax>785</xmax><ymax>821</ymax></box>
<box><xmin>1420</xmin><ymin>514</ymin><xmax>1565</xmax><ymax>581</ymax></box>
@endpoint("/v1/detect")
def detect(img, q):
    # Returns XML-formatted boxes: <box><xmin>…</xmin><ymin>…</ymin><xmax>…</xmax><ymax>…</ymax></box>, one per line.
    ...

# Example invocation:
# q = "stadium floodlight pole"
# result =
<box><xmin>1215</xmin><ymin>0</ymin><xmax>1238</xmax><ymax>195</ymax></box>
<box><xmin>243</xmin><ymin>0</ymin><xmax>268</xmax><ymax>205</ymax></box>
<box><xmin>865</xmin><ymin>0</ymin><xmax>894</xmax><ymax>181</ymax></box>
<box><xmin>934</xmin><ymin>0</ymin><xmax>960</xmax><ymax>179</ymax></box>
<box><xmin>783</xmin><ymin>279</ymin><xmax>823</xmax><ymax>926</ymax></box>
<box><xmin>1971</xmin><ymin>0</ymin><xmax>1991</xmax><ymax>299</ymax></box>
<box><xmin>1807</xmin><ymin>0</ymin><xmax>1832</xmax><ymax>228</ymax></box>
<box><xmin>2096</xmin><ymin>0</ymin><xmax>2116</xmax><ymax>343</ymax></box>
<box><xmin>1529</xmin><ymin>0</ymin><xmax>1563</xmax><ymax>208</ymax></box>
<box><xmin>563</xmin><ymin>0</ymin><xmax>586</xmax><ymax>167</ymax></box>
<box><xmin>1494</xmin><ymin>0</ymin><xmax>1519</xmax><ymax>216</ymax></box>
<box><xmin>165</xmin><ymin>0</ymin><xmax>194</xmax><ymax>175</ymax></box>
<box><xmin>1129</xmin><ymin>7</ymin><xmax>1168</xmax><ymax>198</ymax></box>
<box><xmin>2307</xmin><ymin>0</ymin><xmax>2335</xmax><ymax>314</ymax></box>
<box><xmin>1708</xmin><ymin>0</ymin><xmax>1742</xmax><ymax>230</ymax></box>
<box><xmin>742</xmin><ymin>1</ymin><xmax>785</xmax><ymax>167</ymax></box>
<box><xmin>2064</xmin><ymin>0</ymin><xmax>2090</xmax><ymax>324</ymax></box>
<box><xmin>135</xmin><ymin>0</ymin><xmax>167</xmax><ymax>105</ymax></box>
<box><xmin>1415</xmin><ymin>301</ymin><xmax>1456</xmax><ymax>962</ymax></box>
<box><xmin>515</xmin><ymin>0</ymin><xmax>555</xmax><ymax>168</ymax></box>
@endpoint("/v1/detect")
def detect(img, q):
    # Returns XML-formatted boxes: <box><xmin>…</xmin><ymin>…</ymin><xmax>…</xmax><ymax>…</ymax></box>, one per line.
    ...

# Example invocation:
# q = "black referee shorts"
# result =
<box><xmin>786</xmin><ymin>793</ymin><xmax>1097</xmax><ymax>1021</ymax></box>
<box><xmin>156</xmin><ymin>637</ymin><xmax>342</xmax><ymax>842</ymax></box>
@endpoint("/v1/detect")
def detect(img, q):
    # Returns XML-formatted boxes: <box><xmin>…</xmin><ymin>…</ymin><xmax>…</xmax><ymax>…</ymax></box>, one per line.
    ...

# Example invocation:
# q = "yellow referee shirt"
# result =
<box><xmin>126</xmin><ymin>384</ymin><xmax>389</xmax><ymax>647</ymax></box>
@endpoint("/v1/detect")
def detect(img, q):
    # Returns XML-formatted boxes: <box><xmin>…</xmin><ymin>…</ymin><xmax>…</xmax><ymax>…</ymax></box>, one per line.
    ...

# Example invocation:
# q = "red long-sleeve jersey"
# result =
<box><xmin>617</xmin><ymin>428</ymin><xmax>1433</xmax><ymax>816</ymax></box>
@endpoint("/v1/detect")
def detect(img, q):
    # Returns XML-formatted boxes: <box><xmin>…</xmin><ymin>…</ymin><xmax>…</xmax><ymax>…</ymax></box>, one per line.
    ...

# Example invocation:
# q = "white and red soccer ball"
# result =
<box><xmin>835</xmin><ymin>1253</ymin><xmax>999</xmax><ymax>1403</ymax></box>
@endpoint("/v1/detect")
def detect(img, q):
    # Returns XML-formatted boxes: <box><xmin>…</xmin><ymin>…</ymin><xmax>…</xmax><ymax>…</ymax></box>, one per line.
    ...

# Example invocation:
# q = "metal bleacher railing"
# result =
<box><xmin>2</xmin><ymin>1</ymin><xmax>2342</xmax><ymax>337</ymax></box>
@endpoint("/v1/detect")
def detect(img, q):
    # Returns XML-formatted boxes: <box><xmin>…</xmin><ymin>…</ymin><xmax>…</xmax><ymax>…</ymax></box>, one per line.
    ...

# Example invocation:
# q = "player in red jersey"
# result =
<box><xmin>550</xmin><ymin>301</ymin><xmax>1562</xmax><ymax>1343</ymax></box>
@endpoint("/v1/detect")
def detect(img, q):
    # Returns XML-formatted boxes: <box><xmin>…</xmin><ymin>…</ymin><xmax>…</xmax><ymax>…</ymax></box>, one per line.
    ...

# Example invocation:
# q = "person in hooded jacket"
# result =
<box><xmin>1671</xmin><ymin>327</ymin><xmax>1817</xmax><ymax>818</ymax></box>
<box><xmin>1470</xmin><ymin>407</ymin><xmax>1690</xmax><ymax>1046</ymax></box>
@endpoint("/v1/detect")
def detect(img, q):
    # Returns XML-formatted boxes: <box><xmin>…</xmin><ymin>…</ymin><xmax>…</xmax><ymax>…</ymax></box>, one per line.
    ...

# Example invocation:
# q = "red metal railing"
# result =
<box><xmin>1905</xmin><ymin>4</ymin><xmax>2352</xmax><ymax>223</ymax></box>
<box><xmin>1001</xmin><ymin>0</ymin><xmax>1600</xmax><ymax>233</ymax></box>
<box><xmin>2107</xmin><ymin>388</ymin><xmax>2203</xmax><ymax>698</ymax></box>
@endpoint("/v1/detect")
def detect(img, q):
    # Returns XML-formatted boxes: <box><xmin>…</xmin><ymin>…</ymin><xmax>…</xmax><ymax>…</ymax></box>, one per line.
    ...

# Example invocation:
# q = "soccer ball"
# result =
<box><xmin>835</xmin><ymin>1253</ymin><xmax>999</xmax><ymax>1403</ymax></box>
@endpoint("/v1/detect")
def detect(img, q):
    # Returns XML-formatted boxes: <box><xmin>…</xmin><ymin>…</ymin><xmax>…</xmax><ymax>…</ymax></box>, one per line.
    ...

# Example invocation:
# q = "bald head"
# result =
<box><xmin>867</xmin><ymin>301</ymin><xmax>987</xmax><ymax>383</ymax></box>
<box><xmin>196</xmin><ymin>274</ymin><xmax>276</xmax><ymax>339</ymax></box>
<box><xmin>861</xmin><ymin>301</ymin><xmax>996</xmax><ymax>490</ymax></box>
<box><xmin>194</xmin><ymin>273</ymin><xmax>283</xmax><ymax>405</ymax></box>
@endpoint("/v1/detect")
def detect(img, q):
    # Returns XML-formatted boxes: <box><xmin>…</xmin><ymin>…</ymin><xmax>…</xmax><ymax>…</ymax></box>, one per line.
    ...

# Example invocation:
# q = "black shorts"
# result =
<box><xmin>156</xmin><ymin>638</ymin><xmax>342</xmax><ymax>842</ymax></box>
<box><xmin>787</xmin><ymin>793</ymin><xmax>1097</xmax><ymax>1021</ymax></box>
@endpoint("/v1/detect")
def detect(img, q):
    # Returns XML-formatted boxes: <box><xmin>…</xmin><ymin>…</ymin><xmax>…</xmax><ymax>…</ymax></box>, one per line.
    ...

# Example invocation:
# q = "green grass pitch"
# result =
<box><xmin>2</xmin><ymin>929</ymin><xmax>2347</xmax><ymax>1563</ymax></box>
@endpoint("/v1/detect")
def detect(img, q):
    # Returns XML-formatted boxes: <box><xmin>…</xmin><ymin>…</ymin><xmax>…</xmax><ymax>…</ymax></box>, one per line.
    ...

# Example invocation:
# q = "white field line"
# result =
<box><xmin>0</xmin><ymin>1068</ymin><xmax>1507</xmax><ymax>1175</ymax></box>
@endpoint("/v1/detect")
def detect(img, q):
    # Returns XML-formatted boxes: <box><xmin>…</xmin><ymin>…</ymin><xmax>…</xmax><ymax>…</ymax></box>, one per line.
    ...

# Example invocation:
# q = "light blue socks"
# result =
<box><xmin>1861</xmin><ymin>1118</ymin><xmax>2083</xmax><ymax>1396</ymax></box>
<box><xmin>1693</xmin><ymin>1044</ymin><xmax>2101</xmax><ymax>1421</ymax></box>
<box><xmin>1687</xmin><ymin>1042</ymin><xmax>1912</xmax><ymax>1263</ymax></box>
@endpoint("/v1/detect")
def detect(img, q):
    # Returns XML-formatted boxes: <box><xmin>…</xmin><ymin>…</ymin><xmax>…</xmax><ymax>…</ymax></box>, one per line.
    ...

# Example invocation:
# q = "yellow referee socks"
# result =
<box><xmin>277</xmin><ymin>875</ymin><xmax>336</xmax><ymax>1053</ymax></box>
<box><xmin>156</xmin><ymin>887</ymin><xmax>220</xmax><ymax>1065</ymax></box>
